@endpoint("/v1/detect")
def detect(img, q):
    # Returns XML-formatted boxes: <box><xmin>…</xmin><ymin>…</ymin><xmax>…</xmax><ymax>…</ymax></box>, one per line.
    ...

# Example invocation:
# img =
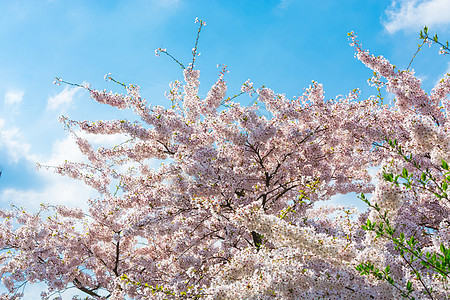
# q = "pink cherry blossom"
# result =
<box><xmin>1</xmin><ymin>27</ymin><xmax>449</xmax><ymax>299</ymax></box>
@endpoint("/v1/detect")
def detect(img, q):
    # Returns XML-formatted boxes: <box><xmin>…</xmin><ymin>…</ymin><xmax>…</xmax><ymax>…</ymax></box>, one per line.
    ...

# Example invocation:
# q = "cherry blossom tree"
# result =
<box><xmin>352</xmin><ymin>29</ymin><xmax>450</xmax><ymax>299</ymax></box>
<box><xmin>0</xmin><ymin>20</ymin><xmax>449</xmax><ymax>299</ymax></box>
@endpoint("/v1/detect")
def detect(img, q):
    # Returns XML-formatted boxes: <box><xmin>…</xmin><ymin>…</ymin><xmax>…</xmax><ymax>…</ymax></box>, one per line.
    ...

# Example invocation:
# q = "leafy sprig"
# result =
<box><xmin>357</xmin><ymin>138</ymin><xmax>450</xmax><ymax>299</ymax></box>
<box><xmin>420</xmin><ymin>26</ymin><xmax>450</xmax><ymax>56</ymax></box>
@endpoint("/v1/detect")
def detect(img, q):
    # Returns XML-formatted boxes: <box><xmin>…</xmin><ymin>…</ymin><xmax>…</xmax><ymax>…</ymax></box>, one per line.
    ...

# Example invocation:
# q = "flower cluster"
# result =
<box><xmin>1</xmin><ymin>25</ymin><xmax>449</xmax><ymax>299</ymax></box>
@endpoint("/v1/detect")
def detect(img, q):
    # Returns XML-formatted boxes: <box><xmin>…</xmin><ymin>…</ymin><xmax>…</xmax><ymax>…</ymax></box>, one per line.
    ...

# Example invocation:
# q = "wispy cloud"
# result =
<box><xmin>384</xmin><ymin>0</ymin><xmax>450</xmax><ymax>34</ymax></box>
<box><xmin>42</xmin><ymin>133</ymin><xmax>86</xmax><ymax>166</ymax></box>
<box><xmin>0</xmin><ymin>134</ymin><xmax>96</xmax><ymax>211</ymax></box>
<box><xmin>0</xmin><ymin>175</ymin><xmax>95</xmax><ymax>211</ymax></box>
<box><xmin>42</xmin><ymin>131</ymin><xmax>130</xmax><ymax>165</ymax></box>
<box><xmin>277</xmin><ymin>0</ymin><xmax>294</xmax><ymax>10</ymax></box>
<box><xmin>4</xmin><ymin>90</ymin><xmax>24</xmax><ymax>106</ymax></box>
<box><xmin>0</xmin><ymin>119</ymin><xmax>33</xmax><ymax>163</ymax></box>
<box><xmin>433</xmin><ymin>61</ymin><xmax>450</xmax><ymax>86</ymax></box>
<box><xmin>273</xmin><ymin>0</ymin><xmax>296</xmax><ymax>15</ymax></box>
<box><xmin>47</xmin><ymin>86</ymin><xmax>82</xmax><ymax>111</ymax></box>
<box><xmin>4</xmin><ymin>91</ymin><xmax>25</xmax><ymax>114</ymax></box>
<box><xmin>0</xmin><ymin>128</ymin><xmax>135</xmax><ymax>210</ymax></box>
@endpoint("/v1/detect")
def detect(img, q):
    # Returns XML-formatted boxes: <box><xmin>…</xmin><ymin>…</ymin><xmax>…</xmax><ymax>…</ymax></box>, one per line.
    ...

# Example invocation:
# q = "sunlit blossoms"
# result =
<box><xmin>0</xmin><ymin>22</ymin><xmax>449</xmax><ymax>299</ymax></box>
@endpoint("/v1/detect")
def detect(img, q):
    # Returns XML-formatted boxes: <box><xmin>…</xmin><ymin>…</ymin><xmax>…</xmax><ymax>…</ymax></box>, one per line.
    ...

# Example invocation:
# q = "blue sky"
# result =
<box><xmin>0</xmin><ymin>0</ymin><xmax>450</xmax><ymax>296</ymax></box>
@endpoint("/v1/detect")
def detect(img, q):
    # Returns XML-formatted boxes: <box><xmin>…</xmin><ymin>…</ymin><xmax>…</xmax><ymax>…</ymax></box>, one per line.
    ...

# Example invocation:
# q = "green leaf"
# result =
<box><xmin>402</xmin><ymin>168</ymin><xmax>408</xmax><ymax>178</ymax></box>
<box><xmin>433</xmin><ymin>34</ymin><xmax>438</xmax><ymax>42</ymax></box>
<box><xmin>406</xmin><ymin>281</ymin><xmax>414</xmax><ymax>292</ymax></box>
<box><xmin>421</xmin><ymin>172</ymin><xmax>427</xmax><ymax>182</ymax></box>
<box><xmin>442</xmin><ymin>160</ymin><xmax>449</xmax><ymax>170</ymax></box>
<box><xmin>383</xmin><ymin>172</ymin><xmax>394</xmax><ymax>182</ymax></box>
<box><xmin>434</xmin><ymin>192</ymin><xmax>443</xmax><ymax>200</ymax></box>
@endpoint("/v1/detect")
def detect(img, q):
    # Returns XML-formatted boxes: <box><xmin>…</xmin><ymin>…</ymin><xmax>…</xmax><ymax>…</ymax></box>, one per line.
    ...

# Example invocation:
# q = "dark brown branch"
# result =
<box><xmin>73</xmin><ymin>278</ymin><xmax>102</xmax><ymax>298</ymax></box>
<box><xmin>266</xmin><ymin>184</ymin><xmax>299</xmax><ymax>208</ymax></box>
<box><xmin>156</xmin><ymin>140</ymin><xmax>175</xmax><ymax>155</ymax></box>
<box><xmin>112</xmin><ymin>234</ymin><xmax>121</xmax><ymax>277</ymax></box>
<box><xmin>251</xmin><ymin>231</ymin><xmax>263</xmax><ymax>252</ymax></box>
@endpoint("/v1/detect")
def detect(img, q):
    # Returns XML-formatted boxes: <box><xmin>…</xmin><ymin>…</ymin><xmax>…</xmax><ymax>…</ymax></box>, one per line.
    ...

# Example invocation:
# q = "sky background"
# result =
<box><xmin>1</xmin><ymin>0</ymin><xmax>450</xmax><ymax>297</ymax></box>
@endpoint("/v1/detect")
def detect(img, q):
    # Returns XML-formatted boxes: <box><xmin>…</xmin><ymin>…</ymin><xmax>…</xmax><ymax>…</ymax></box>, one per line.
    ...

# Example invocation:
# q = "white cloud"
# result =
<box><xmin>4</xmin><ymin>90</ymin><xmax>24</xmax><ymax>106</ymax></box>
<box><xmin>0</xmin><ymin>119</ymin><xmax>35</xmax><ymax>163</ymax></box>
<box><xmin>0</xmin><ymin>175</ymin><xmax>95</xmax><ymax>211</ymax></box>
<box><xmin>384</xmin><ymin>0</ymin><xmax>450</xmax><ymax>34</ymax></box>
<box><xmin>432</xmin><ymin>61</ymin><xmax>450</xmax><ymax>86</ymax></box>
<box><xmin>47</xmin><ymin>86</ymin><xmax>82</xmax><ymax>111</ymax></box>
<box><xmin>42</xmin><ymin>131</ymin><xmax>130</xmax><ymax>164</ymax></box>
<box><xmin>4</xmin><ymin>91</ymin><xmax>24</xmax><ymax>114</ymax></box>
<box><xmin>42</xmin><ymin>134</ymin><xmax>86</xmax><ymax>166</ymax></box>
<box><xmin>0</xmin><ymin>134</ymin><xmax>97</xmax><ymax>210</ymax></box>
<box><xmin>0</xmin><ymin>128</ymin><xmax>160</xmax><ymax>210</ymax></box>
<box><xmin>78</xmin><ymin>131</ymin><xmax>130</xmax><ymax>148</ymax></box>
